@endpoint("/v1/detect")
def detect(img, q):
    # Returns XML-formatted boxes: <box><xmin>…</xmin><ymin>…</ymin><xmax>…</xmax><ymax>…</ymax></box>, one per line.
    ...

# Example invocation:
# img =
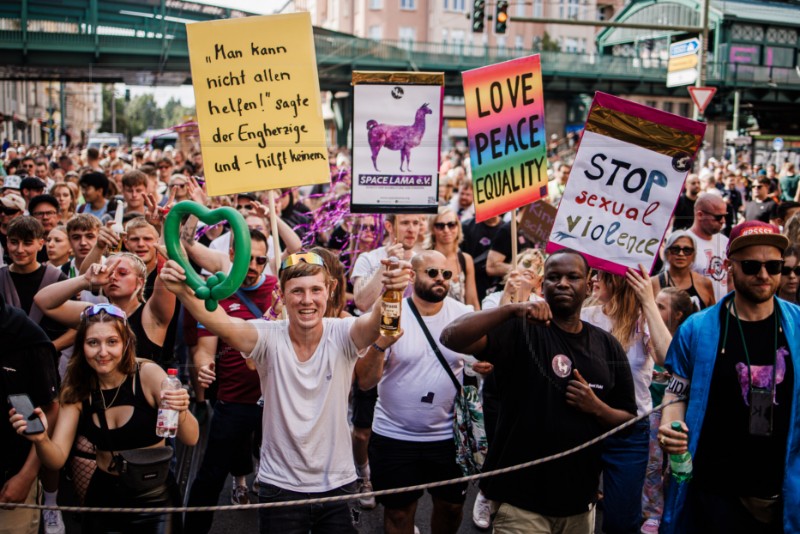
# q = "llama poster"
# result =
<box><xmin>462</xmin><ymin>55</ymin><xmax>548</xmax><ymax>222</ymax></box>
<box><xmin>351</xmin><ymin>75</ymin><xmax>444</xmax><ymax>214</ymax></box>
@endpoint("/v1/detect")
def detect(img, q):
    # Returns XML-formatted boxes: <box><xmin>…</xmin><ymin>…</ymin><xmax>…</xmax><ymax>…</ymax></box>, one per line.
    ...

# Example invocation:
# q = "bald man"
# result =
<box><xmin>355</xmin><ymin>250</ymin><xmax>475</xmax><ymax>534</ymax></box>
<box><xmin>688</xmin><ymin>192</ymin><xmax>730</xmax><ymax>301</ymax></box>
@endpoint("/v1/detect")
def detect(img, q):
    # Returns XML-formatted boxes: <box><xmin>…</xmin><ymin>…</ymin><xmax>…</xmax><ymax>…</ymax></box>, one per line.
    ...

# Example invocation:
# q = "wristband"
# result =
<box><xmin>267</xmin><ymin>307</ymin><xmax>280</xmax><ymax>319</ymax></box>
<box><xmin>371</xmin><ymin>343</ymin><xmax>386</xmax><ymax>353</ymax></box>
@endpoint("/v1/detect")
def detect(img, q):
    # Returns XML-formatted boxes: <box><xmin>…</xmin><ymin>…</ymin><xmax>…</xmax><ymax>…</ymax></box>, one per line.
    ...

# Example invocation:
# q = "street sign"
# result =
<box><xmin>670</xmin><ymin>38</ymin><xmax>701</xmax><ymax>58</ymax></box>
<box><xmin>668</xmin><ymin>54</ymin><xmax>699</xmax><ymax>72</ymax></box>
<box><xmin>667</xmin><ymin>68</ymin><xmax>698</xmax><ymax>87</ymax></box>
<box><xmin>667</xmin><ymin>37</ymin><xmax>701</xmax><ymax>88</ymax></box>
<box><xmin>774</xmin><ymin>137</ymin><xmax>784</xmax><ymax>151</ymax></box>
<box><xmin>688</xmin><ymin>86</ymin><xmax>717</xmax><ymax>114</ymax></box>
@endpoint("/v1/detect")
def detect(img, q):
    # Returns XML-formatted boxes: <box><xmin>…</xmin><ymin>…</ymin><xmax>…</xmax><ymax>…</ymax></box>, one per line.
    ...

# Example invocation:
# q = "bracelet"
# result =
<box><xmin>268</xmin><ymin>308</ymin><xmax>280</xmax><ymax>319</ymax></box>
<box><xmin>371</xmin><ymin>343</ymin><xmax>386</xmax><ymax>353</ymax></box>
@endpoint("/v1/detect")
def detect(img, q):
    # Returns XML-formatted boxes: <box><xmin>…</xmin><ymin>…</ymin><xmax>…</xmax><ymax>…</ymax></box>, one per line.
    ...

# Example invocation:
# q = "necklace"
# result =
<box><xmin>100</xmin><ymin>379</ymin><xmax>124</xmax><ymax>410</ymax></box>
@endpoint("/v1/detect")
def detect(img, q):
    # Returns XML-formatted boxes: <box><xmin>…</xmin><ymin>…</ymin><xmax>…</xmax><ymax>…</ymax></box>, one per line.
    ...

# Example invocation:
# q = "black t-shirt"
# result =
<box><xmin>8</xmin><ymin>265</ymin><xmax>69</xmax><ymax>342</ymax></box>
<box><xmin>0</xmin><ymin>343</ymin><xmax>59</xmax><ymax>477</ymax></box>
<box><xmin>0</xmin><ymin>233</ymin><xmax>8</xmax><ymax>266</ymax></box>
<box><xmin>461</xmin><ymin>218</ymin><xmax>503</xmax><ymax>299</ymax></box>
<box><xmin>478</xmin><ymin>317</ymin><xmax>636</xmax><ymax>516</ymax></box>
<box><xmin>490</xmin><ymin>221</ymin><xmax>532</xmax><ymax>262</ymax></box>
<box><xmin>144</xmin><ymin>266</ymin><xmax>179</xmax><ymax>370</ymax></box>
<box><xmin>693</xmin><ymin>307</ymin><xmax>793</xmax><ymax>497</ymax></box>
<box><xmin>672</xmin><ymin>194</ymin><xmax>696</xmax><ymax>231</ymax></box>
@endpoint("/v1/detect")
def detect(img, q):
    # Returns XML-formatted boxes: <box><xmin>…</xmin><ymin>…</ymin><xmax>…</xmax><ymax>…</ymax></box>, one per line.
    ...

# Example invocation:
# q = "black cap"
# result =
<box><xmin>28</xmin><ymin>194</ymin><xmax>59</xmax><ymax>214</ymax></box>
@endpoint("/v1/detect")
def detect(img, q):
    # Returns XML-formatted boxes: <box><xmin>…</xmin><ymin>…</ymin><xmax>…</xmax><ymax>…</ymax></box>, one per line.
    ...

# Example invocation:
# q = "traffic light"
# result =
<box><xmin>471</xmin><ymin>0</ymin><xmax>486</xmax><ymax>33</ymax></box>
<box><xmin>495</xmin><ymin>0</ymin><xmax>509</xmax><ymax>34</ymax></box>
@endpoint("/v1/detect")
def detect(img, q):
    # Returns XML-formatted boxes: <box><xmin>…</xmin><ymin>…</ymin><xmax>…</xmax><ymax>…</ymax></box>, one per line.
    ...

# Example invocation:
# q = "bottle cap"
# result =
<box><xmin>670</xmin><ymin>421</ymin><xmax>684</xmax><ymax>432</ymax></box>
<box><xmin>167</xmin><ymin>368</ymin><xmax>178</xmax><ymax>376</ymax></box>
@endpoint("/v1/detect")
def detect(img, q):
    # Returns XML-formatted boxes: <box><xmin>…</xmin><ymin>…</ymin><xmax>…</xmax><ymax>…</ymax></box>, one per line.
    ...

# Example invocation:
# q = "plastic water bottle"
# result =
<box><xmin>669</xmin><ymin>421</ymin><xmax>693</xmax><ymax>483</ymax></box>
<box><xmin>156</xmin><ymin>369</ymin><xmax>181</xmax><ymax>438</ymax></box>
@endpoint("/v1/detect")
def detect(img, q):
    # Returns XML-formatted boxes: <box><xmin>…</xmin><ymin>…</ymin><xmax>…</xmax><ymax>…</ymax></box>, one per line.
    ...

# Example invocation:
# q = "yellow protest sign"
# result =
<box><xmin>187</xmin><ymin>12</ymin><xmax>330</xmax><ymax>196</ymax></box>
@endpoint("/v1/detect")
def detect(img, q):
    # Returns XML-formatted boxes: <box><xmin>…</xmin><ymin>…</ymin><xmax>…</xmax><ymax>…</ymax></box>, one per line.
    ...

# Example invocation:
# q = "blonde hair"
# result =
<box><xmin>598</xmin><ymin>271</ymin><xmax>641</xmax><ymax>351</ymax></box>
<box><xmin>109</xmin><ymin>252</ymin><xmax>148</xmax><ymax>303</ymax></box>
<box><xmin>502</xmin><ymin>248</ymin><xmax>545</xmax><ymax>285</ymax></box>
<box><xmin>425</xmin><ymin>206</ymin><xmax>463</xmax><ymax>250</ymax></box>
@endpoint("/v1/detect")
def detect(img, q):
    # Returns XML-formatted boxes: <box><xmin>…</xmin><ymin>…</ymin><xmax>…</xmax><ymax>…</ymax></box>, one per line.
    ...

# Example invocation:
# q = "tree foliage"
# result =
<box><xmin>100</xmin><ymin>87</ymin><xmax>196</xmax><ymax>140</ymax></box>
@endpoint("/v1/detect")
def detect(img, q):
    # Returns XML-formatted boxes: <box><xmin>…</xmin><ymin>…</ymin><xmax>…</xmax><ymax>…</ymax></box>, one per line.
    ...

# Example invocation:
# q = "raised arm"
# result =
<box><xmin>441</xmin><ymin>300</ymin><xmax>551</xmax><ymax>356</ymax></box>
<box><xmin>11</xmin><ymin>401</ymin><xmax>77</xmax><ymax>472</ymax></box>
<box><xmin>353</xmin><ymin>243</ymin><xmax>404</xmax><ymax>312</ymax></box>
<box><xmin>626</xmin><ymin>265</ymin><xmax>671</xmax><ymax>366</ymax></box>
<box><xmin>33</xmin><ymin>274</ymin><xmax>94</xmax><ymax>327</ymax></box>
<box><xmin>159</xmin><ymin>259</ymin><xmax>259</xmax><ymax>354</ymax></box>
<box><xmin>349</xmin><ymin>258</ymin><xmax>412</xmax><ymax>350</ymax></box>
<box><xmin>463</xmin><ymin>252</ymin><xmax>481</xmax><ymax>310</ymax></box>
<box><xmin>142</xmin><ymin>265</ymin><xmax>177</xmax><ymax>328</ymax></box>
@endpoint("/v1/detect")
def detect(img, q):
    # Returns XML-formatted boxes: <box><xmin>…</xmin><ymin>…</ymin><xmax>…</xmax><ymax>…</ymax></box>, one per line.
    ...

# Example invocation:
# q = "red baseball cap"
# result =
<box><xmin>727</xmin><ymin>221</ymin><xmax>789</xmax><ymax>257</ymax></box>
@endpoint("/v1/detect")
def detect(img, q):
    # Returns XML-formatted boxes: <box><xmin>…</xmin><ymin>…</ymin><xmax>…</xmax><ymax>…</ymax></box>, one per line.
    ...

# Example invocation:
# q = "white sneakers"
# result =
<box><xmin>43</xmin><ymin>509</ymin><xmax>66</xmax><ymax>534</ymax></box>
<box><xmin>472</xmin><ymin>491</ymin><xmax>494</xmax><ymax>530</ymax></box>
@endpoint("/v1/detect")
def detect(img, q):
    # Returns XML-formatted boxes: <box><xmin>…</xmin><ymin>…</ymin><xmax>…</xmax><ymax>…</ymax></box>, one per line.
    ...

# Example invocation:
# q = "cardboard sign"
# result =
<box><xmin>187</xmin><ymin>12</ymin><xmax>329</xmax><ymax>196</ymax></box>
<box><xmin>462</xmin><ymin>55</ymin><xmax>548</xmax><ymax>222</ymax></box>
<box><xmin>351</xmin><ymin>72</ymin><xmax>444</xmax><ymax>214</ymax></box>
<box><xmin>546</xmin><ymin>92</ymin><xmax>706</xmax><ymax>276</ymax></box>
<box><xmin>519</xmin><ymin>200</ymin><xmax>557</xmax><ymax>247</ymax></box>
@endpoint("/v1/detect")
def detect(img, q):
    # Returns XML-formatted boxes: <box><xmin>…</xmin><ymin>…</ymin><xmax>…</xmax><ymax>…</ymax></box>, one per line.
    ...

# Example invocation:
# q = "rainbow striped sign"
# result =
<box><xmin>463</xmin><ymin>55</ymin><xmax>548</xmax><ymax>222</ymax></box>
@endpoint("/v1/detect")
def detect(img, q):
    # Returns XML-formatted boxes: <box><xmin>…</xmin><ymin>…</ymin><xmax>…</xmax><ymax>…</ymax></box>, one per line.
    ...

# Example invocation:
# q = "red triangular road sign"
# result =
<box><xmin>688</xmin><ymin>86</ymin><xmax>717</xmax><ymax>114</ymax></box>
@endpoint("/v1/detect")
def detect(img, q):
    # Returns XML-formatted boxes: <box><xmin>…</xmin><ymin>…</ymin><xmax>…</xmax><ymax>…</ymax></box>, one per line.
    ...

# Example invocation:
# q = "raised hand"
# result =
<box><xmin>9</xmin><ymin>407</ymin><xmax>48</xmax><ymax>443</ymax></box>
<box><xmin>626</xmin><ymin>263</ymin><xmax>656</xmax><ymax>306</ymax></box>
<box><xmin>85</xmin><ymin>257</ymin><xmax>121</xmax><ymax>291</ymax></box>
<box><xmin>380</xmin><ymin>258</ymin><xmax>413</xmax><ymax>292</ymax></box>
<box><xmin>159</xmin><ymin>259</ymin><xmax>189</xmax><ymax>296</ymax></box>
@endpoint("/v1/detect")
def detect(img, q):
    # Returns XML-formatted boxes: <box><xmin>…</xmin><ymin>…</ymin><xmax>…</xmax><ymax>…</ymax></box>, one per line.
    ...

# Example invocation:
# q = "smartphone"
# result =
<box><xmin>7</xmin><ymin>394</ymin><xmax>45</xmax><ymax>435</ymax></box>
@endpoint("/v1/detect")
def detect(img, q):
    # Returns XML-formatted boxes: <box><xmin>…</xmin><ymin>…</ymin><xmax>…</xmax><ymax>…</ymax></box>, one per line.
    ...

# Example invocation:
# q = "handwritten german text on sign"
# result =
<box><xmin>462</xmin><ymin>55</ymin><xmax>548</xmax><ymax>222</ymax></box>
<box><xmin>519</xmin><ymin>200</ymin><xmax>557</xmax><ymax>248</ymax></box>
<box><xmin>546</xmin><ymin>93</ymin><xmax>706</xmax><ymax>276</ymax></box>
<box><xmin>187</xmin><ymin>12</ymin><xmax>329</xmax><ymax>196</ymax></box>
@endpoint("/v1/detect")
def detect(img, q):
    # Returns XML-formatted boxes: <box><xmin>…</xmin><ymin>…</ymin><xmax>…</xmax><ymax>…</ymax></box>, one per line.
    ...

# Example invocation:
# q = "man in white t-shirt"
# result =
<box><xmin>351</xmin><ymin>213</ymin><xmax>423</xmax><ymax>312</ymax></box>
<box><xmin>160</xmin><ymin>250</ymin><xmax>411</xmax><ymax>533</ymax></box>
<box><xmin>356</xmin><ymin>250</ymin><xmax>473</xmax><ymax>534</ymax></box>
<box><xmin>687</xmin><ymin>193</ymin><xmax>730</xmax><ymax>301</ymax></box>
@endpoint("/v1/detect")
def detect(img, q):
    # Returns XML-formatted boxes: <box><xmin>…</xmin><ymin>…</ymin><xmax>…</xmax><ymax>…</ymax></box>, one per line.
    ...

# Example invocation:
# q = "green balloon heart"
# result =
<box><xmin>164</xmin><ymin>201</ymin><xmax>251</xmax><ymax>312</ymax></box>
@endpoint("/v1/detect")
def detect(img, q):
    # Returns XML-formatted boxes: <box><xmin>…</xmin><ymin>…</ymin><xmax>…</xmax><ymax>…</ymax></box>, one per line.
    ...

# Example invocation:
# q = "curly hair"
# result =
<box><xmin>60</xmin><ymin>310</ymin><xmax>137</xmax><ymax>405</ymax></box>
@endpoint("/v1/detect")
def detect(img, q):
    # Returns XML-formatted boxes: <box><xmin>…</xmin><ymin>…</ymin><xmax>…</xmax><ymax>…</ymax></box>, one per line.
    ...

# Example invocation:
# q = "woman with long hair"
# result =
<box><xmin>52</xmin><ymin>182</ymin><xmax>77</xmax><ymax>225</ymax></box>
<box><xmin>426</xmin><ymin>206</ymin><xmax>481</xmax><ymax>309</ymax></box>
<box><xmin>779</xmin><ymin>245</ymin><xmax>800</xmax><ymax>303</ymax></box>
<box><xmin>481</xmin><ymin>248</ymin><xmax>545</xmax><ymax>309</ymax></box>
<box><xmin>11</xmin><ymin>304</ymin><xmax>198</xmax><ymax>533</ymax></box>
<box><xmin>34</xmin><ymin>252</ymin><xmax>176</xmax><ymax>366</ymax></box>
<box><xmin>582</xmin><ymin>267</ymin><xmax>673</xmax><ymax>534</ymax></box>
<box><xmin>651</xmin><ymin>230</ymin><xmax>715</xmax><ymax>310</ymax></box>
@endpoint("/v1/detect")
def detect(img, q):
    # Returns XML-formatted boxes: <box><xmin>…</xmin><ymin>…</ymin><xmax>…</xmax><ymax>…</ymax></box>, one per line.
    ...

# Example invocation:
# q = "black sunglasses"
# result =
<box><xmin>731</xmin><ymin>259</ymin><xmax>784</xmax><ymax>276</ymax></box>
<box><xmin>237</xmin><ymin>204</ymin><xmax>255</xmax><ymax>211</ymax></box>
<box><xmin>703</xmin><ymin>212</ymin><xmax>726</xmax><ymax>222</ymax></box>
<box><xmin>667</xmin><ymin>246</ymin><xmax>695</xmax><ymax>256</ymax></box>
<box><xmin>433</xmin><ymin>221</ymin><xmax>458</xmax><ymax>231</ymax></box>
<box><xmin>359</xmin><ymin>224</ymin><xmax>377</xmax><ymax>232</ymax></box>
<box><xmin>251</xmin><ymin>255</ymin><xmax>268</xmax><ymax>266</ymax></box>
<box><xmin>423</xmin><ymin>268</ymin><xmax>453</xmax><ymax>280</ymax></box>
<box><xmin>781</xmin><ymin>265</ymin><xmax>800</xmax><ymax>276</ymax></box>
<box><xmin>1</xmin><ymin>207</ymin><xmax>20</xmax><ymax>216</ymax></box>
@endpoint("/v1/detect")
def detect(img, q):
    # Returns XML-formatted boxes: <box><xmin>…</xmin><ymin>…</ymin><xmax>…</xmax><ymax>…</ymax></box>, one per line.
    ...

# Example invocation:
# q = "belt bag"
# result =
<box><xmin>111</xmin><ymin>447</ymin><xmax>173</xmax><ymax>492</ymax></box>
<box><xmin>739</xmin><ymin>495</ymin><xmax>782</xmax><ymax>526</ymax></box>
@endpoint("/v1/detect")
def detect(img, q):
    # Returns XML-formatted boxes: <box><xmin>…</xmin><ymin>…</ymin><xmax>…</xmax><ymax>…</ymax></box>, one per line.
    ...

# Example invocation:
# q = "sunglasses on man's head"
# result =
<box><xmin>730</xmin><ymin>259</ymin><xmax>784</xmax><ymax>276</ymax></box>
<box><xmin>781</xmin><ymin>265</ymin><xmax>800</xmax><ymax>277</ymax></box>
<box><xmin>702</xmin><ymin>212</ymin><xmax>726</xmax><ymax>222</ymax></box>
<box><xmin>81</xmin><ymin>303</ymin><xmax>128</xmax><ymax>324</ymax></box>
<box><xmin>667</xmin><ymin>246</ymin><xmax>695</xmax><ymax>256</ymax></box>
<box><xmin>280</xmin><ymin>252</ymin><xmax>325</xmax><ymax>273</ymax></box>
<box><xmin>423</xmin><ymin>268</ymin><xmax>453</xmax><ymax>280</ymax></box>
<box><xmin>433</xmin><ymin>221</ymin><xmax>458</xmax><ymax>231</ymax></box>
<box><xmin>251</xmin><ymin>255</ymin><xmax>268</xmax><ymax>266</ymax></box>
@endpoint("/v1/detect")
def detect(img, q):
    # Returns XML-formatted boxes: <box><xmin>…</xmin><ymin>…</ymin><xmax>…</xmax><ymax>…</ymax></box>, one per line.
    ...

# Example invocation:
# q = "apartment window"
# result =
<box><xmin>445</xmin><ymin>0</ymin><xmax>465</xmax><ymax>10</ymax></box>
<box><xmin>496</xmin><ymin>36</ymin><xmax>507</xmax><ymax>53</ymax></box>
<box><xmin>369</xmin><ymin>25</ymin><xmax>383</xmax><ymax>40</ymax></box>
<box><xmin>678</xmin><ymin>103</ymin><xmax>691</xmax><ymax>117</ymax></box>
<box><xmin>515</xmin><ymin>35</ymin><xmax>524</xmax><ymax>50</ymax></box>
<box><xmin>400</xmin><ymin>0</ymin><xmax>416</xmax><ymax>10</ymax></box>
<box><xmin>516</xmin><ymin>1</ymin><xmax>525</xmax><ymax>16</ymax></box>
<box><xmin>451</xmin><ymin>29</ymin><xmax>465</xmax><ymax>50</ymax></box>
<box><xmin>534</xmin><ymin>0</ymin><xmax>543</xmax><ymax>17</ymax></box>
<box><xmin>662</xmin><ymin>101</ymin><xmax>674</xmax><ymax>114</ymax></box>
<box><xmin>564</xmin><ymin>37</ymin><xmax>578</xmax><ymax>52</ymax></box>
<box><xmin>568</xmin><ymin>0</ymin><xmax>580</xmax><ymax>19</ymax></box>
<box><xmin>369</xmin><ymin>0</ymin><xmax>382</xmax><ymax>9</ymax></box>
<box><xmin>399</xmin><ymin>26</ymin><xmax>416</xmax><ymax>49</ymax></box>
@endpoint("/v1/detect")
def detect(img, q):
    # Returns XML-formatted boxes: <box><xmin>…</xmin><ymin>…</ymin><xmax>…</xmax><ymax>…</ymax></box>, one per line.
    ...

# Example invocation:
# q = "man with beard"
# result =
<box><xmin>441</xmin><ymin>249</ymin><xmax>636</xmax><ymax>533</ymax></box>
<box><xmin>184</xmin><ymin>229</ymin><xmax>278</xmax><ymax>533</ymax></box>
<box><xmin>357</xmin><ymin>250</ymin><xmax>476</xmax><ymax>534</ymax></box>
<box><xmin>659</xmin><ymin>221</ymin><xmax>800</xmax><ymax>534</ymax></box>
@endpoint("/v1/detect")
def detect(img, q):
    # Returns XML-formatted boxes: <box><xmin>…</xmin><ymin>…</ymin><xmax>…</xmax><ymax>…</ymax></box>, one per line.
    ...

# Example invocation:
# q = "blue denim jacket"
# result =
<box><xmin>662</xmin><ymin>294</ymin><xmax>800</xmax><ymax>534</ymax></box>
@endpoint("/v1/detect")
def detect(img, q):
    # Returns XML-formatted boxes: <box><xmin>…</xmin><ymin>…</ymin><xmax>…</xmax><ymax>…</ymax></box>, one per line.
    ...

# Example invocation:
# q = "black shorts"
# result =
<box><xmin>351</xmin><ymin>382</ymin><xmax>378</xmax><ymax>429</ymax></box>
<box><xmin>368</xmin><ymin>432</ymin><xmax>467</xmax><ymax>509</ymax></box>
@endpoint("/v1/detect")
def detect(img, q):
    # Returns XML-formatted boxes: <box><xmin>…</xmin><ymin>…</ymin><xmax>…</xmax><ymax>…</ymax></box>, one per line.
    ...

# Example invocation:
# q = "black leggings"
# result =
<box><xmin>82</xmin><ymin>468</ymin><xmax>183</xmax><ymax>534</ymax></box>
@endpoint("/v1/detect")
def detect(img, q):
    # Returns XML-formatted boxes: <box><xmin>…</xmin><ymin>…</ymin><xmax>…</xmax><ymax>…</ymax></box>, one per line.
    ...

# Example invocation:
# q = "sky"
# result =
<box><xmin>124</xmin><ymin>0</ymin><xmax>287</xmax><ymax>108</ymax></box>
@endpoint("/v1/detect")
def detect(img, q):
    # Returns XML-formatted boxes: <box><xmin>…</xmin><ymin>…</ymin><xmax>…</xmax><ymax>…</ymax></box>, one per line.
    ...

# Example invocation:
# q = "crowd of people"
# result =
<box><xmin>0</xmin><ymin>138</ymin><xmax>798</xmax><ymax>534</ymax></box>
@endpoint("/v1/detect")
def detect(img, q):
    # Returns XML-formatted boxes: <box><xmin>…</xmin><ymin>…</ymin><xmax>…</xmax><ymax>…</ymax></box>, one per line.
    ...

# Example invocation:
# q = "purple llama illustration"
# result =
<box><xmin>366</xmin><ymin>103</ymin><xmax>432</xmax><ymax>172</ymax></box>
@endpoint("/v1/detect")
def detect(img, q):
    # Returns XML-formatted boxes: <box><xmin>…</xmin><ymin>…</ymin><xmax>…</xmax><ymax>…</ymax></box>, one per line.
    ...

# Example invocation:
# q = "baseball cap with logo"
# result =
<box><xmin>0</xmin><ymin>193</ymin><xmax>26</xmax><ymax>212</ymax></box>
<box><xmin>2</xmin><ymin>175</ymin><xmax>21</xmax><ymax>191</ymax></box>
<box><xmin>726</xmin><ymin>221</ymin><xmax>789</xmax><ymax>257</ymax></box>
